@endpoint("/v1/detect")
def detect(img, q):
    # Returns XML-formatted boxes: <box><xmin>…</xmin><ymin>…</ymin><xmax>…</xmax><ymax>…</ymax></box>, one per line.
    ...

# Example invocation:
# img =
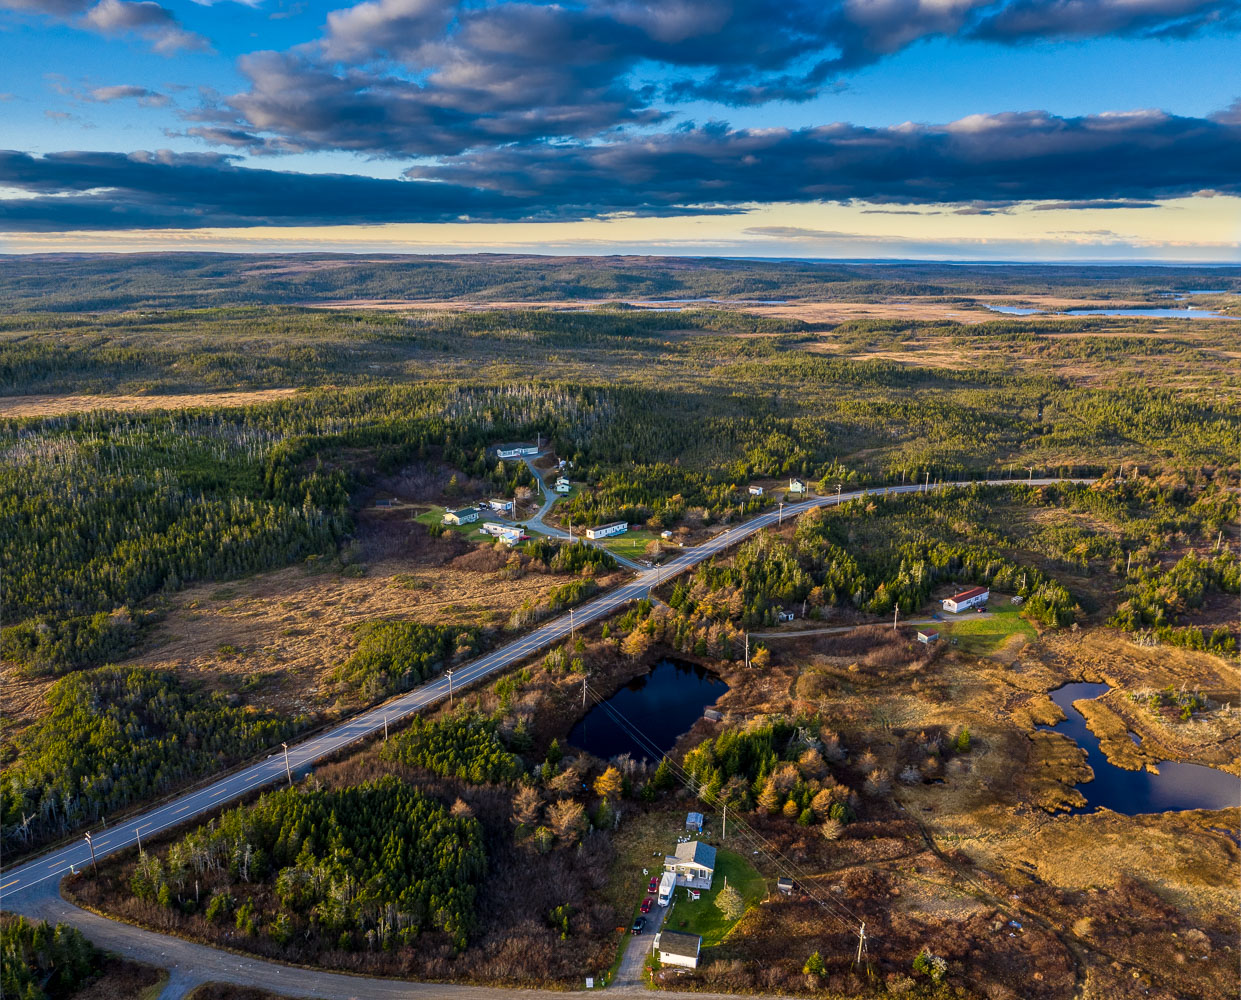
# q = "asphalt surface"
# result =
<box><xmin>0</xmin><ymin>476</ymin><xmax>1091</xmax><ymax>995</ymax></box>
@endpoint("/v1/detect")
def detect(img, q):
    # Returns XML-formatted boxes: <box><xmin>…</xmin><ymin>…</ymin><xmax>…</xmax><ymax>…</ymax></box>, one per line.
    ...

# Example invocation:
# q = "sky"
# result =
<box><xmin>1</xmin><ymin>0</ymin><xmax>1240</xmax><ymax>259</ymax></box>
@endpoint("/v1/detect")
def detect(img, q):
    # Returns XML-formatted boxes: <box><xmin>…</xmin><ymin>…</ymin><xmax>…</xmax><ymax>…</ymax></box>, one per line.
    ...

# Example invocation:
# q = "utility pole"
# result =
<box><xmin>836</xmin><ymin>482</ymin><xmax>842</xmax><ymax>501</ymax></box>
<box><xmin>84</xmin><ymin>832</ymin><xmax>97</xmax><ymax>874</ymax></box>
<box><xmin>570</xmin><ymin>607</ymin><xmax>575</xmax><ymax>640</ymax></box>
<box><xmin>893</xmin><ymin>605</ymin><xmax>898</xmax><ymax>630</ymax></box>
<box><xmin>722</xmin><ymin>802</ymin><xmax>727</xmax><ymax>842</ymax></box>
<box><xmin>744</xmin><ymin>632</ymin><xmax>750</xmax><ymax>669</ymax></box>
<box><xmin>1028</xmin><ymin>466</ymin><xmax>1034</xmax><ymax>482</ymax></box>
<box><xmin>854</xmin><ymin>922</ymin><xmax>869</xmax><ymax>972</ymax></box>
<box><xmin>135</xmin><ymin>824</ymin><xmax>146</xmax><ymax>854</ymax></box>
<box><xmin>778</xmin><ymin>501</ymin><xmax>784</xmax><ymax>525</ymax></box>
<box><xmin>447</xmin><ymin>669</ymin><xmax>455</xmax><ymax>708</ymax></box>
<box><xmin>582</xmin><ymin>673</ymin><xmax>588</xmax><ymax>709</ymax></box>
<box><xmin>383</xmin><ymin>715</ymin><xmax>388</xmax><ymax>743</ymax></box>
<box><xmin>282</xmin><ymin>742</ymin><xmax>293</xmax><ymax>787</ymax></box>
<box><xmin>924</xmin><ymin>471</ymin><xmax>930</xmax><ymax>494</ymax></box>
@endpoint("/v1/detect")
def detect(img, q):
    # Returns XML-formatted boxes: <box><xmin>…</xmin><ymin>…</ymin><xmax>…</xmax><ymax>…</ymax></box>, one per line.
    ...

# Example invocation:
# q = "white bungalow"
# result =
<box><xmin>942</xmin><ymin>586</ymin><xmax>989</xmax><ymax>613</ymax></box>
<box><xmin>585</xmin><ymin>521</ymin><xmax>628</xmax><ymax>540</ymax></box>
<box><xmin>788</xmin><ymin>478</ymin><xmax>806</xmax><ymax>494</ymax></box>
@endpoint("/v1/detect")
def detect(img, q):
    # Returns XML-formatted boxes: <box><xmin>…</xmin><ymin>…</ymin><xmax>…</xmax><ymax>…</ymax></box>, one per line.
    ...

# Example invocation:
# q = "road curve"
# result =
<box><xmin>0</xmin><ymin>477</ymin><xmax>1088</xmax><ymax>901</ymax></box>
<box><xmin>1</xmin><ymin>478</ymin><xmax>1091</xmax><ymax>997</ymax></box>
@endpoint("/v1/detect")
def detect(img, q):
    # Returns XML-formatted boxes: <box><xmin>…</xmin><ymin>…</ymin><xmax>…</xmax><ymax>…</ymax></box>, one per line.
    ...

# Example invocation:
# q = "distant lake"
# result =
<box><xmin>1038</xmin><ymin>683</ymin><xmax>1241</xmax><ymax>815</ymax></box>
<box><xmin>985</xmin><ymin>304</ymin><xmax>1236</xmax><ymax>320</ymax></box>
<box><xmin>569</xmin><ymin>658</ymin><xmax>727</xmax><ymax>761</ymax></box>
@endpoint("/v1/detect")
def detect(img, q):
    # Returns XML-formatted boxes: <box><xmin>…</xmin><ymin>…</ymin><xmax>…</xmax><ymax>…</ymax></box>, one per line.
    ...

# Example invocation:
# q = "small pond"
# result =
<box><xmin>985</xmin><ymin>304</ymin><xmax>1236</xmax><ymax>320</ymax></box>
<box><xmin>1038</xmin><ymin>682</ymin><xmax>1241</xmax><ymax>815</ymax></box>
<box><xmin>569</xmin><ymin>658</ymin><xmax>728</xmax><ymax>761</ymax></box>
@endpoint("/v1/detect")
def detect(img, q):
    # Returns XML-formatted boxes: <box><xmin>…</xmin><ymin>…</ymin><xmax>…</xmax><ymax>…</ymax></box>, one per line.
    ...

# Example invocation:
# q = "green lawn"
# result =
<box><xmin>943</xmin><ymin>600</ymin><xmax>1038</xmax><ymax>655</ymax></box>
<box><xmin>662</xmin><ymin>848</ymin><xmax>767</xmax><ymax>947</ymax></box>
<box><xmin>413</xmin><ymin>506</ymin><xmax>489</xmax><ymax>542</ymax></box>
<box><xmin>597</xmin><ymin>528</ymin><xmax>664</xmax><ymax>562</ymax></box>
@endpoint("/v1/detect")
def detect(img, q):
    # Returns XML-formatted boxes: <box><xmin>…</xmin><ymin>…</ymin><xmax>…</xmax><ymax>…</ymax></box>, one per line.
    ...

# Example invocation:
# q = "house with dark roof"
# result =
<box><xmin>664</xmin><ymin>840</ymin><xmax>715</xmax><ymax>889</ymax></box>
<box><xmin>653</xmin><ymin>930</ymin><xmax>702</xmax><ymax>969</ymax></box>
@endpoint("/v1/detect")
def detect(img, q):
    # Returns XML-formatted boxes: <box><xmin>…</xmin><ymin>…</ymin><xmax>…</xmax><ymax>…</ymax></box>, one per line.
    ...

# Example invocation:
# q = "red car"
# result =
<box><xmin>647</xmin><ymin>877</ymin><xmax>659</xmax><ymax>893</ymax></box>
<box><xmin>640</xmin><ymin>897</ymin><xmax>653</xmax><ymax>914</ymax></box>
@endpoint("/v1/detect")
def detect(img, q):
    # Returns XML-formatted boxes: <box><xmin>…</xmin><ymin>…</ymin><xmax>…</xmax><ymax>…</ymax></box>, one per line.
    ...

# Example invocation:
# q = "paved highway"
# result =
<box><xmin>0</xmin><ymin>477</ymin><xmax>1089</xmax><ymax>908</ymax></box>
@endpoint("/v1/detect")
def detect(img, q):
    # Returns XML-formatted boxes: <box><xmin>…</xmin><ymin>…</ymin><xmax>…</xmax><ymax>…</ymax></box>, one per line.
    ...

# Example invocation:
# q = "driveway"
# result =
<box><xmin>612</xmin><ymin>900</ymin><xmax>670</xmax><ymax>988</ymax></box>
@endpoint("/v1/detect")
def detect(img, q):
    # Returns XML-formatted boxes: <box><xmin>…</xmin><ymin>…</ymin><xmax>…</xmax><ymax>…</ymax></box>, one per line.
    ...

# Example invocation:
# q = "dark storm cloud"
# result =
<box><xmin>406</xmin><ymin>109</ymin><xmax>1241</xmax><ymax>211</ymax></box>
<box><xmin>0</xmin><ymin>149</ymin><xmax>526</xmax><ymax>230</ymax></box>
<box><xmin>201</xmin><ymin>0</ymin><xmax>1241</xmax><ymax>155</ymax></box>
<box><xmin>3</xmin><ymin>107</ymin><xmax>1238</xmax><ymax>230</ymax></box>
<box><xmin>0</xmin><ymin>0</ymin><xmax>209</xmax><ymax>53</ymax></box>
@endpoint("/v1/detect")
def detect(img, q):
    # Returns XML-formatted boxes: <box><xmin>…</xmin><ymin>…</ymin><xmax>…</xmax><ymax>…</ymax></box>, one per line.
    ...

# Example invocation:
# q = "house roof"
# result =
<box><xmin>445</xmin><ymin>507</ymin><xmax>476</xmax><ymax>518</ymax></box>
<box><xmin>657</xmin><ymin>931</ymin><xmax>702</xmax><ymax>959</ymax></box>
<box><xmin>948</xmin><ymin>585</ymin><xmax>988</xmax><ymax>602</ymax></box>
<box><xmin>672</xmin><ymin>840</ymin><xmax>716</xmax><ymax>869</ymax></box>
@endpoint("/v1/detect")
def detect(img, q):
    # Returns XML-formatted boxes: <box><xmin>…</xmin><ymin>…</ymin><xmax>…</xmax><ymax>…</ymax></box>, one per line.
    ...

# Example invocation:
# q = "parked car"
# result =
<box><xmin>976</xmin><ymin>605</ymin><xmax>987</xmax><ymax>613</ymax></box>
<box><xmin>631</xmin><ymin>917</ymin><xmax>646</xmax><ymax>935</ymax></box>
<box><xmin>640</xmin><ymin>897</ymin><xmax>653</xmax><ymax>913</ymax></box>
<box><xmin>931</xmin><ymin>612</ymin><xmax>942</xmax><ymax>621</ymax></box>
<box><xmin>647</xmin><ymin>877</ymin><xmax>659</xmax><ymax>893</ymax></box>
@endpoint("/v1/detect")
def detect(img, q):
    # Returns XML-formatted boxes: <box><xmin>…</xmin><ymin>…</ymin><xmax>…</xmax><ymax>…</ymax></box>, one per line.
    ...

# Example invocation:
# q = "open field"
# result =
<box><xmin>0</xmin><ymin>388</ymin><xmax>300</xmax><ymax>417</ymax></box>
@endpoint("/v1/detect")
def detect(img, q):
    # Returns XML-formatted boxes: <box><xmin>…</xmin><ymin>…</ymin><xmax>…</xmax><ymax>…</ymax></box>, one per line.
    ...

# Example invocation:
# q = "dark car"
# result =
<box><xmin>631</xmin><ymin>917</ymin><xmax>646</xmax><ymax>934</ymax></box>
<box><xmin>640</xmin><ymin>897</ymin><xmax>653</xmax><ymax>914</ymax></box>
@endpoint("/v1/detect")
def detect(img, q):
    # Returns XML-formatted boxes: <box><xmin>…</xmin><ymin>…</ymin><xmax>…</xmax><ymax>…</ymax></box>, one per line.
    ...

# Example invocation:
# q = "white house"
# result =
<box><xmin>654</xmin><ymin>931</ymin><xmax>702</xmax><ymax>970</ymax></box>
<box><xmin>485</xmin><ymin>498</ymin><xmax>514</xmax><ymax>513</ymax></box>
<box><xmin>442</xmin><ymin>507</ymin><xmax>479</xmax><ymax>526</ymax></box>
<box><xmin>788</xmin><ymin>478</ymin><xmax>806</xmax><ymax>494</ymax></box>
<box><xmin>555</xmin><ymin>477</ymin><xmax>572</xmax><ymax>494</ymax></box>
<box><xmin>748</xmin><ymin>485</ymin><xmax>764</xmax><ymax>496</ymax></box>
<box><xmin>585</xmin><ymin>521</ymin><xmax>628</xmax><ymax>540</ymax></box>
<box><xmin>496</xmin><ymin>445</ymin><xmax>538</xmax><ymax>459</ymax></box>
<box><xmin>942</xmin><ymin>586</ymin><xmax>989</xmax><ymax>613</ymax></box>
<box><xmin>481</xmin><ymin>521</ymin><xmax>524</xmax><ymax>542</ymax></box>
<box><xmin>664</xmin><ymin>841</ymin><xmax>715</xmax><ymax>889</ymax></box>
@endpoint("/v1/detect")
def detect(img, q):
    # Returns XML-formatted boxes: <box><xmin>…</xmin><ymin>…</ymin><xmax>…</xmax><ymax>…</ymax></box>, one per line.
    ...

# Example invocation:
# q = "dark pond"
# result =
<box><xmin>1038</xmin><ymin>683</ymin><xmax>1241</xmax><ymax>815</ymax></box>
<box><xmin>569</xmin><ymin>658</ymin><xmax>728</xmax><ymax>761</ymax></box>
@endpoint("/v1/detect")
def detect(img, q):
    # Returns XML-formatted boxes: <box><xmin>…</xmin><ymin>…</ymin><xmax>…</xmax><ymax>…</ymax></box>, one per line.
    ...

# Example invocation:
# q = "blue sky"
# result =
<box><xmin>2</xmin><ymin>0</ymin><xmax>1239</xmax><ymax>258</ymax></box>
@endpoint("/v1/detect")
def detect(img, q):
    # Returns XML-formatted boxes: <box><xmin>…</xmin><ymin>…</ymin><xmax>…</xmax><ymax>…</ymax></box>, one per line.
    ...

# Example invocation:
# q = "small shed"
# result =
<box><xmin>685</xmin><ymin>811</ymin><xmax>704</xmax><ymax>833</ymax></box>
<box><xmin>777</xmin><ymin>877</ymin><xmax>796</xmax><ymax>895</ymax></box>
<box><xmin>654</xmin><ymin>930</ymin><xmax>702</xmax><ymax>970</ymax></box>
<box><xmin>748</xmin><ymin>485</ymin><xmax>764</xmax><ymax>496</ymax></box>
<box><xmin>917</xmin><ymin>630</ymin><xmax>939</xmax><ymax>644</ymax></box>
<box><xmin>703</xmin><ymin>708</ymin><xmax>723</xmax><ymax>723</ymax></box>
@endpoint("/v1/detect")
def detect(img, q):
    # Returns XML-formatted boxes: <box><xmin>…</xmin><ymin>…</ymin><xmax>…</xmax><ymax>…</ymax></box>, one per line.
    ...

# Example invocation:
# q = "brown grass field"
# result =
<box><xmin>0</xmin><ymin>388</ymin><xmax>301</xmax><ymax>417</ymax></box>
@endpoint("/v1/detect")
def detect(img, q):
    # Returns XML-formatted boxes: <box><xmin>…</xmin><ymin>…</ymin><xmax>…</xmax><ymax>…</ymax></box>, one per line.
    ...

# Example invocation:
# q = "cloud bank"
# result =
<box><xmin>3</xmin><ymin>107</ymin><xmax>1238</xmax><ymax>229</ymax></box>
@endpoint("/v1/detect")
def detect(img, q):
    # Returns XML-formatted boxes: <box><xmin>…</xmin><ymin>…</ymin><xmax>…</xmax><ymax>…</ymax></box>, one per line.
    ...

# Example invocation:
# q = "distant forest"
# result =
<box><xmin>0</xmin><ymin>253</ymin><xmax>1237</xmax><ymax>311</ymax></box>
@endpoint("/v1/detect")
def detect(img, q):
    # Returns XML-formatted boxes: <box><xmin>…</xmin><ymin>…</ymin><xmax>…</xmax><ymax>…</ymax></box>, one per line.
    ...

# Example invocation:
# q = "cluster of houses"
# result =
<box><xmin>442</xmin><ymin>498</ymin><xmax>529</xmax><ymax>546</ymax></box>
